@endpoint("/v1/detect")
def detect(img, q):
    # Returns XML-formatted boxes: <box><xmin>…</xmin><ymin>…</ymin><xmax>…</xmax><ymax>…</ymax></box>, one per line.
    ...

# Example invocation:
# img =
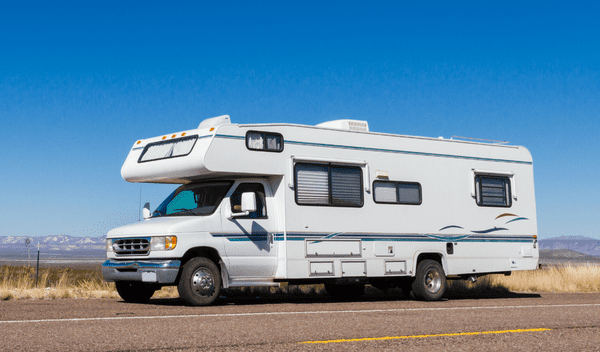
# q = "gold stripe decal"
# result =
<box><xmin>495</xmin><ymin>213</ymin><xmax>518</xmax><ymax>220</ymax></box>
<box><xmin>300</xmin><ymin>328</ymin><xmax>552</xmax><ymax>344</ymax></box>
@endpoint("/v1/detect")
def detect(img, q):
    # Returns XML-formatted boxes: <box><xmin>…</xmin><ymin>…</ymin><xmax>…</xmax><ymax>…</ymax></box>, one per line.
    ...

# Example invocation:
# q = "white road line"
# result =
<box><xmin>1</xmin><ymin>303</ymin><xmax>599</xmax><ymax>324</ymax></box>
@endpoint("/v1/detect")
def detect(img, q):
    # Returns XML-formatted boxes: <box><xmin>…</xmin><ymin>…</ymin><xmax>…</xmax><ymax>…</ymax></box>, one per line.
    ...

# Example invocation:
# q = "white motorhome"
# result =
<box><xmin>102</xmin><ymin>115</ymin><xmax>538</xmax><ymax>305</ymax></box>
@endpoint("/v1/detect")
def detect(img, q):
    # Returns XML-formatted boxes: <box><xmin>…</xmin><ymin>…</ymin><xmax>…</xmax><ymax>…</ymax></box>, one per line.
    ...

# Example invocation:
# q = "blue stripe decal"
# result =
<box><xmin>470</xmin><ymin>227</ymin><xmax>509</xmax><ymax>234</ymax></box>
<box><xmin>506</xmin><ymin>217</ymin><xmax>529</xmax><ymax>224</ymax></box>
<box><xmin>212</xmin><ymin>232</ymin><xmax>533</xmax><ymax>243</ymax></box>
<box><xmin>215</xmin><ymin>134</ymin><xmax>244</xmax><ymax>140</ymax></box>
<box><xmin>439</xmin><ymin>225</ymin><xmax>464</xmax><ymax>231</ymax></box>
<box><xmin>214</xmin><ymin>134</ymin><xmax>532</xmax><ymax>165</ymax></box>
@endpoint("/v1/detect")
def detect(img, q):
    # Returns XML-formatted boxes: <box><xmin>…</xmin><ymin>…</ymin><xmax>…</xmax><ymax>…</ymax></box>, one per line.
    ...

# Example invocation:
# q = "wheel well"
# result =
<box><xmin>415</xmin><ymin>252</ymin><xmax>444</xmax><ymax>271</ymax></box>
<box><xmin>181</xmin><ymin>247</ymin><xmax>222</xmax><ymax>268</ymax></box>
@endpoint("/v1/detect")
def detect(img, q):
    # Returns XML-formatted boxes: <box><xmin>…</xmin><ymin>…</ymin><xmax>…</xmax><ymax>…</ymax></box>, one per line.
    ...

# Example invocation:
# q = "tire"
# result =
<box><xmin>178</xmin><ymin>257</ymin><xmax>221</xmax><ymax>306</ymax></box>
<box><xmin>325</xmin><ymin>283</ymin><xmax>365</xmax><ymax>301</ymax></box>
<box><xmin>411</xmin><ymin>259</ymin><xmax>447</xmax><ymax>301</ymax></box>
<box><xmin>115</xmin><ymin>281</ymin><xmax>156</xmax><ymax>304</ymax></box>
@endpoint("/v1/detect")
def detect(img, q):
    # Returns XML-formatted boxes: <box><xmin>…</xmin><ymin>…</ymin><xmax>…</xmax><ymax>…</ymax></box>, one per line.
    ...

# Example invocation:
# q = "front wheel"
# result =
<box><xmin>178</xmin><ymin>257</ymin><xmax>221</xmax><ymax>306</ymax></box>
<box><xmin>115</xmin><ymin>281</ymin><xmax>156</xmax><ymax>303</ymax></box>
<box><xmin>411</xmin><ymin>259</ymin><xmax>447</xmax><ymax>301</ymax></box>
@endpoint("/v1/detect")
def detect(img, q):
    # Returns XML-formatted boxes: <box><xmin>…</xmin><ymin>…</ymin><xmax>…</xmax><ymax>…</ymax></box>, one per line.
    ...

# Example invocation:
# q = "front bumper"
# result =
<box><xmin>102</xmin><ymin>259</ymin><xmax>181</xmax><ymax>284</ymax></box>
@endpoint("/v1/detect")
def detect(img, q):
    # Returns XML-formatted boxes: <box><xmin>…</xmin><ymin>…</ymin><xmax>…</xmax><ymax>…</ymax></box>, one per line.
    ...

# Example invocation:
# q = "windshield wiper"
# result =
<box><xmin>170</xmin><ymin>208</ymin><xmax>200</xmax><ymax>216</ymax></box>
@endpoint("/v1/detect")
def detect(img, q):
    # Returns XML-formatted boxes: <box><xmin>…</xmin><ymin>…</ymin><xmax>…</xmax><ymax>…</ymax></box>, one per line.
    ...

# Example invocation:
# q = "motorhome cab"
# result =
<box><xmin>102</xmin><ymin>115</ymin><xmax>538</xmax><ymax>305</ymax></box>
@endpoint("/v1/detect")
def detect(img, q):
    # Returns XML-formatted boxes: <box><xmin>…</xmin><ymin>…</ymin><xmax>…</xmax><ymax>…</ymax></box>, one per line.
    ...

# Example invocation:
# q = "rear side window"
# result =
<box><xmin>475</xmin><ymin>175</ymin><xmax>512</xmax><ymax>207</ymax></box>
<box><xmin>295</xmin><ymin>163</ymin><xmax>363</xmax><ymax>207</ymax></box>
<box><xmin>373</xmin><ymin>181</ymin><xmax>421</xmax><ymax>205</ymax></box>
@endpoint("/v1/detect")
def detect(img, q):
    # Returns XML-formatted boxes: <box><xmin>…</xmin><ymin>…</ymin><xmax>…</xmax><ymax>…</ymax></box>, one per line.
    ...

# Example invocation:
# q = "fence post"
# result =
<box><xmin>35</xmin><ymin>242</ymin><xmax>40</xmax><ymax>287</ymax></box>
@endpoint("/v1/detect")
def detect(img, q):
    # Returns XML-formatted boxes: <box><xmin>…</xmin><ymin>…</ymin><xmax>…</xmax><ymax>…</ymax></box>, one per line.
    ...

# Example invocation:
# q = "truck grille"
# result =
<box><xmin>113</xmin><ymin>238</ymin><xmax>150</xmax><ymax>255</ymax></box>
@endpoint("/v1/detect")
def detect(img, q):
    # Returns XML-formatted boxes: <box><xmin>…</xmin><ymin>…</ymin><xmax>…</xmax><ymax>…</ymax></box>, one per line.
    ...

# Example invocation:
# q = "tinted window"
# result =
<box><xmin>152</xmin><ymin>181</ymin><xmax>233</xmax><ymax>217</ymax></box>
<box><xmin>374</xmin><ymin>181</ymin><xmax>422</xmax><ymax>205</ymax></box>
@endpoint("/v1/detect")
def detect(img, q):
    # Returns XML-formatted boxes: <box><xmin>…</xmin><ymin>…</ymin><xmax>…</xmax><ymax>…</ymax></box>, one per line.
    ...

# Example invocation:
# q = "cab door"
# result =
<box><xmin>220</xmin><ymin>181</ymin><xmax>278</xmax><ymax>278</ymax></box>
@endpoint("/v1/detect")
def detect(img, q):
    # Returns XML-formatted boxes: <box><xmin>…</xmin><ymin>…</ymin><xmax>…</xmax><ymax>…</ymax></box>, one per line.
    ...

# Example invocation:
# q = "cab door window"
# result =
<box><xmin>230</xmin><ymin>183</ymin><xmax>267</xmax><ymax>218</ymax></box>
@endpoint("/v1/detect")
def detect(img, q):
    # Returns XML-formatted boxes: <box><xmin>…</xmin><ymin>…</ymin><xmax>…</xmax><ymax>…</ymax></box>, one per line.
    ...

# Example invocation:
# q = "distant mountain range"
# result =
<box><xmin>0</xmin><ymin>234</ymin><xmax>105</xmax><ymax>248</ymax></box>
<box><xmin>539</xmin><ymin>236</ymin><xmax>600</xmax><ymax>257</ymax></box>
<box><xmin>0</xmin><ymin>235</ymin><xmax>105</xmax><ymax>260</ymax></box>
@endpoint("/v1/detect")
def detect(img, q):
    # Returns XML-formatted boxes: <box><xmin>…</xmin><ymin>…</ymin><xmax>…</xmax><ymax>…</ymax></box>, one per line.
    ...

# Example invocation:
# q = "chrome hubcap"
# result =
<box><xmin>191</xmin><ymin>268</ymin><xmax>214</xmax><ymax>297</ymax></box>
<box><xmin>425</xmin><ymin>268</ymin><xmax>442</xmax><ymax>293</ymax></box>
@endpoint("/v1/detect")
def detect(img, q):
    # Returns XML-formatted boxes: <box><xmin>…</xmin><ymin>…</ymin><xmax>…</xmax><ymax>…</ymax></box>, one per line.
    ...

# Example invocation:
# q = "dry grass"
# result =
<box><xmin>0</xmin><ymin>265</ymin><xmax>118</xmax><ymax>300</ymax></box>
<box><xmin>488</xmin><ymin>263</ymin><xmax>600</xmax><ymax>293</ymax></box>
<box><xmin>1</xmin><ymin>263</ymin><xmax>598</xmax><ymax>301</ymax></box>
<box><xmin>0</xmin><ymin>265</ymin><xmax>183</xmax><ymax>301</ymax></box>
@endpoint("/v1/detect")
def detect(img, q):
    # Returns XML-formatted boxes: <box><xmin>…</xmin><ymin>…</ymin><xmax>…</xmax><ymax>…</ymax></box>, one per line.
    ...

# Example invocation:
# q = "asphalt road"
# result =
<box><xmin>1</xmin><ymin>293</ymin><xmax>599</xmax><ymax>351</ymax></box>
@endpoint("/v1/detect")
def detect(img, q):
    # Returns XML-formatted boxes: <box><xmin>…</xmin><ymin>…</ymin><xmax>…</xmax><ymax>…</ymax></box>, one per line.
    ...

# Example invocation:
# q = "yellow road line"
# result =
<box><xmin>300</xmin><ymin>328</ymin><xmax>552</xmax><ymax>344</ymax></box>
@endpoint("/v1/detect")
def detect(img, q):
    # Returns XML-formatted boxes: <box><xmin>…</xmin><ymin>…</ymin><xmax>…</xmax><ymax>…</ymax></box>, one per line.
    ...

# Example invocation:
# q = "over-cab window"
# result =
<box><xmin>295</xmin><ymin>163</ymin><xmax>363</xmax><ymax>207</ymax></box>
<box><xmin>138</xmin><ymin>135</ymin><xmax>198</xmax><ymax>163</ymax></box>
<box><xmin>246</xmin><ymin>131</ymin><xmax>283</xmax><ymax>152</ymax></box>
<box><xmin>475</xmin><ymin>175</ymin><xmax>512</xmax><ymax>207</ymax></box>
<box><xmin>373</xmin><ymin>181</ymin><xmax>421</xmax><ymax>205</ymax></box>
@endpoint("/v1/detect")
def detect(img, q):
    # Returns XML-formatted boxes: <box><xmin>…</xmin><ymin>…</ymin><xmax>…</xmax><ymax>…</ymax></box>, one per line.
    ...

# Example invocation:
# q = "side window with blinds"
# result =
<box><xmin>295</xmin><ymin>163</ymin><xmax>363</xmax><ymax>207</ymax></box>
<box><xmin>373</xmin><ymin>181</ymin><xmax>422</xmax><ymax>205</ymax></box>
<box><xmin>475</xmin><ymin>175</ymin><xmax>512</xmax><ymax>207</ymax></box>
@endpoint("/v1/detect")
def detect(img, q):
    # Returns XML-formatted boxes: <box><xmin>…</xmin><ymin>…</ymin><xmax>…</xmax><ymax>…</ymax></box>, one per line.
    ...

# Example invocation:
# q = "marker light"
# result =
<box><xmin>166</xmin><ymin>236</ymin><xmax>177</xmax><ymax>250</ymax></box>
<box><xmin>182</xmin><ymin>133</ymin><xmax>186</xmax><ymax>136</ymax></box>
<box><xmin>172</xmin><ymin>134</ymin><xmax>176</xmax><ymax>138</ymax></box>
<box><xmin>136</xmin><ymin>141</ymin><xmax>141</xmax><ymax>144</ymax></box>
<box><xmin>162</xmin><ymin>136</ymin><xmax>167</xmax><ymax>140</ymax></box>
<box><xmin>376</xmin><ymin>170</ymin><xmax>389</xmax><ymax>178</ymax></box>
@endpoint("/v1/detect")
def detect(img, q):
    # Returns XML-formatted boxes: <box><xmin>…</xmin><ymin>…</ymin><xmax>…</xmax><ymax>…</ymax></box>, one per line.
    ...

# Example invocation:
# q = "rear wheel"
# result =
<box><xmin>325</xmin><ymin>283</ymin><xmax>365</xmax><ymax>301</ymax></box>
<box><xmin>115</xmin><ymin>281</ymin><xmax>156</xmax><ymax>303</ymax></box>
<box><xmin>178</xmin><ymin>257</ymin><xmax>221</xmax><ymax>306</ymax></box>
<box><xmin>411</xmin><ymin>259</ymin><xmax>447</xmax><ymax>301</ymax></box>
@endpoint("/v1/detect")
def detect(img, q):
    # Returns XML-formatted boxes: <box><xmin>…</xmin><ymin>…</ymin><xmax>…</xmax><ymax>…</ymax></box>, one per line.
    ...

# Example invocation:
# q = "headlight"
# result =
<box><xmin>150</xmin><ymin>236</ymin><xmax>177</xmax><ymax>251</ymax></box>
<box><xmin>106</xmin><ymin>239</ymin><xmax>114</xmax><ymax>252</ymax></box>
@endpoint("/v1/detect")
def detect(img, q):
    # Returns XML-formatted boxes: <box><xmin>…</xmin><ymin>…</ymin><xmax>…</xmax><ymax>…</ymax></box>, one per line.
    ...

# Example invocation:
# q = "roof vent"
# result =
<box><xmin>316</xmin><ymin>119</ymin><xmax>369</xmax><ymax>132</ymax></box>
<box><xmin>198</xmin><ymin>115</ymin><xmax>231</xmax><ymax>129</ymax></box>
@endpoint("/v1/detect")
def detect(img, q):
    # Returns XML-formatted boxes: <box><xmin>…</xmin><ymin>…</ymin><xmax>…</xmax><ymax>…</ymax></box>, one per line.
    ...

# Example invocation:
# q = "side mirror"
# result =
<box><xmin>241</xmin><ymin>192</ymin><xmax>257</xmax><ymax>213</ymax></box>
<box><xmin>143</xmin><ymin>202</ymin><xmax>151</xmax><ymax>220</ymax></box>
<box><xmin>228</xmin><ymin>192</ymin><xmax>256</xmax><ymax>219</ymax></box>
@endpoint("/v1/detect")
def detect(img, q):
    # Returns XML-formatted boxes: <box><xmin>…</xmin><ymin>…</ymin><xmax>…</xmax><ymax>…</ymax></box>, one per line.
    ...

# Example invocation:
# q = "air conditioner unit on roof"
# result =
<box><xmin>316</xmin><ymin>119</ymin><xmax>369</xmax><ymax>132</ymax></box>
<box><xmin>198</xmin><ymin>115</ymin><xmax>231</xmax><ymax>129</ymax></box>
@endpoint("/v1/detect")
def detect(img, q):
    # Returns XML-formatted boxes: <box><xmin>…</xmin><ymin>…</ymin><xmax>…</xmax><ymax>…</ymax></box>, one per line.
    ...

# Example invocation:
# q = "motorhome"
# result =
<box><xmin>102</xmin><ymin>115</ymin><xmax>538</xmax><ymax>305</ymax></box>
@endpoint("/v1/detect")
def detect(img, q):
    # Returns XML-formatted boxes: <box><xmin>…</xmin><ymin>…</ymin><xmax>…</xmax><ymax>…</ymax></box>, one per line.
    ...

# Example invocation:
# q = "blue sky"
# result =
<box><xmin>1</xmin><ymin>1</ymin><xmax>598</xmax><ymax>240</ymax></box>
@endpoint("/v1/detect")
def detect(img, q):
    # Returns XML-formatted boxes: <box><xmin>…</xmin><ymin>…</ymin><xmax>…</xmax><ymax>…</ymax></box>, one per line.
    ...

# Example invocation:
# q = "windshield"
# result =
<box><xmin>152</xmin><ymin>181</ymin><xmax>233</xmax><ymax>217</ymax></box>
